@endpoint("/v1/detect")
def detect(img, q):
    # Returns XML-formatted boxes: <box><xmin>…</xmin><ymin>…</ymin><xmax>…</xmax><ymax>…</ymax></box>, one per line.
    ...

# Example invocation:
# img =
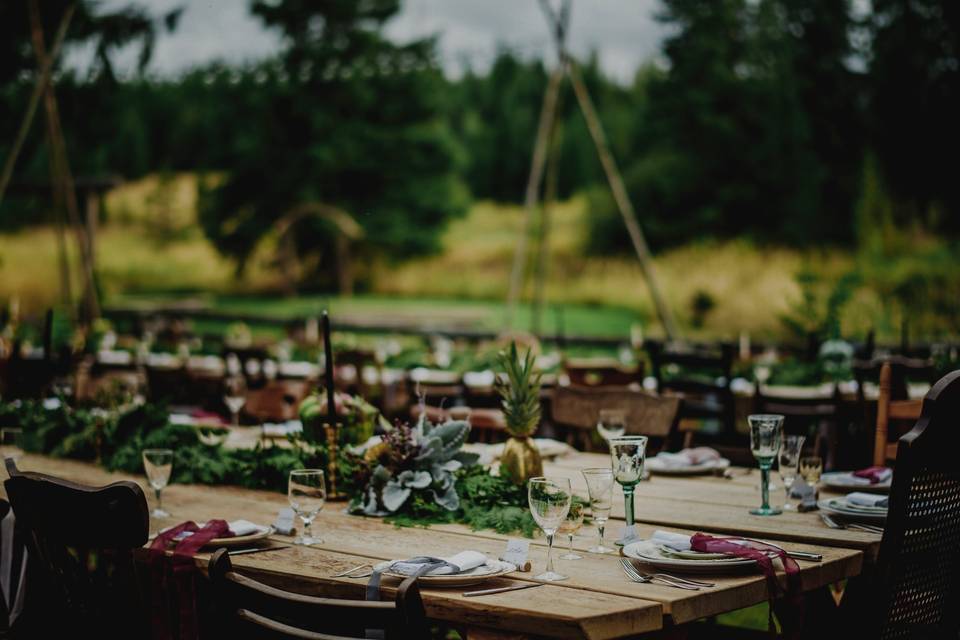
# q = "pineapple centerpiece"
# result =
<box><xmin>496</xmin><ymin>342</ymin><xmax>544</xmax><ymax>483</ymax></box>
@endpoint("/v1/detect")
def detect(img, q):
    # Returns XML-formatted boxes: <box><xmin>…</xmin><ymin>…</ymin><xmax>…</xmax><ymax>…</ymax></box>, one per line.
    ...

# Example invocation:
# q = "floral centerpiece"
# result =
<box><xmin>348</xmin><ymin>415</ymin><xmax>480</xmax><ymax>517</ymax></box>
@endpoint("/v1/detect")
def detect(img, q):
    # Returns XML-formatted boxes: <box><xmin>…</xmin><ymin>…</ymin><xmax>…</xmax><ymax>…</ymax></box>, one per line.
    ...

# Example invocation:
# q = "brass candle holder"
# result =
<box><xmin>323</xmin><ymin>421</ymin><xmax>348</xmax><ymax>501</ymax></box>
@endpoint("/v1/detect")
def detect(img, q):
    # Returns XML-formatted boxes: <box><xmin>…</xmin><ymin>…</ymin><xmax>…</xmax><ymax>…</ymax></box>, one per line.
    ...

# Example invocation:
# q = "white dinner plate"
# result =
<box><xmin>821</xmin><ymin>471</ymin><xmax>891</xmax><ymax>494</ymax></box>
<box><xmin>818</xmin><ymin>499</ymin><xmax>887</xmax><ymax>523</ymax></box>
<box><xmin>645</xmin><ymin>458</ymin><xmax>731</xmax><ymax>476</ymax></box>
<box><xmin>374</xmin><ymin>560</ymin><xmax>515</xmax><ymax>587</ymax></box>
<box><xmin>622</xmin><ymin>539</ymin><xmax>759</xmax><ymax>574</ymax></box>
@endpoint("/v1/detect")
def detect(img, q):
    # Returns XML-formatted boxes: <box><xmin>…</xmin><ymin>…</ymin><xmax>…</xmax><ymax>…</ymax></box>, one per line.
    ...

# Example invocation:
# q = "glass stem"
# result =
<box><xmin>155</xmin><ymin>488</ymin><xmax>162</xmax><ymax>513</ymax></box>
<box><xmin>760</xmin><ymin>465</ymin><xmax>771</xmax><ymax>511</ymax></box>
<box><xmin>303</xmin><ymin>518</ymin><xmax>312</xmax><ymax>541</ymax></box>
<box><xmin>545</xmin><ymin>533</ymin><xmax>555</xmax><ymax>574</ymax></box>
<box><xmin>598</xmin><ymin>524</ymin><xmax>605</xmax><ymax>548</ymax></box>
<box><xmin>232</xmin><ymin>411</ymin><xmax>239</xmax><ymax>427</ymax></box>
<box><xmin>568</xmin><ymin>534</ymin><xmax>574</xmax><ymax>554</ymax></box>
<box><xmin>623</xmin><ymin>486</ymin><xmax>635</xmax><ymax>526</ymax></box>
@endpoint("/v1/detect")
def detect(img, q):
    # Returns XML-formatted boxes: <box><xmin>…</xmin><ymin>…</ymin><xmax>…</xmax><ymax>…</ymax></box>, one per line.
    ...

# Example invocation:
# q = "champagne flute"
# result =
<box><xmin>800</xmin><ymin>456</ymin><xmax>823</xmax><ymax>485</ymax></box>
<box><xmin>223</xmin><ymin>374</ymin><xmax>247</xmax><ymax>427</ymax></box>
<box><xmin>527</xmin><ymin>477</ymin><xmax>572</xmax><ymax>581</ymax></box>
<box><xmin>778</xmin><ymin>435</ymin><xmax>805</xmax><ymax>510</ymax></box>
<box><xmin>142</xmin><ymin>448</ymin><xmax>174</xmax><ymax>518</ymax></box>
<box><xmin>559</xmin><ymin>502</ymin><xmax>584</xmax><ymax>560</ymax></box>
<box><xmin>748</xmin><ymin>414</ymin><xmax>783</xmax><ymax>516</ymax></box>
<box><xmin>582</xmin><ymin>468</ymin><xmax>614</xmax><ymax>553</ymax></box>
<box><xmin>597</xmin><ymin>409</ymin><xmax>627</xmax><ymax>444</ymax></box>
<box><xmin>288</xmin><ymin>469</ymin><xmax>326</xmax><ymax>545</ymax></box>
<box><xmin>609</xmin><ymin>435</ymin><xmax>647</xmax><ymax>545</ymax></box>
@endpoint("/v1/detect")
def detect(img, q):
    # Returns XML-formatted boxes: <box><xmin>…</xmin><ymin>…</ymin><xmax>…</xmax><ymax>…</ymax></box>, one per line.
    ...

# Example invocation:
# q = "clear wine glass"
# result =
<box><xmin>223</xmin><ymin>375</ymin><xmax>247</xmax><ymax>427</ymax></box>
<box><xmin>778</xmin><ymin>435</ymin><xmax>806</xmax><ymax>510</ymax></box>
<box><xmin>142</xmin><ymin>448</ymin><xmax>174</xmax><ymax>518</ymax></box>
<box><xmin>597</xmin><ymin>409</ymin><xmax>627</xmax><ymax>444</ymax></box>
<box><xmin>582</xmin><ymin>468</ymin><xmax>614</xmax><ymax>553</ymax></box>
<box><xmin>559</xmin><ymin>502</ymin><xmax>584</xmax><ymax>560</ymax></box>
<box><xmin>288</xmin><ymin>469</ymin><xmax>326</xmax><ymax>545</ymax></box>
<box><xmin>609</xmin><ymin>435</ymin><xmax>647</xmax><ymax>545</ymax></box>
<box><xmin>749</xmin><ymin>414</ymin><xmax>784</xmax><ymax>516</ymax></box>
<box><xmin>527</xmin><ymin>477</ymin><xmax>572</xmax><ymax>581</ymax></box>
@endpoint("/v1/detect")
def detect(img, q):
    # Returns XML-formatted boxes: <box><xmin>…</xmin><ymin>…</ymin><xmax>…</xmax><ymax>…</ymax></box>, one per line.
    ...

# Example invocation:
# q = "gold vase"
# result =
<box><xmin>501</xmin><ymin>436</ymin><xmax>543</xmax><ymax>484</ymax></box>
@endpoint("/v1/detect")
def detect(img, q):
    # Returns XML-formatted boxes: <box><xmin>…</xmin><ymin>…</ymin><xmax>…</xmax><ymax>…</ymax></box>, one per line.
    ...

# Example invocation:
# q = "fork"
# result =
<box><xmin>619</xmin><ymin>559</ymin><xmax>700</xmax><ymax>590</ymax></box>
<box><xmin>637</xmin><ymin>571</ymin><xmax>715</xmax><ymax>588</ymax></box>
<box><xmin>821</xmin><ymin>513</ymin><xmax>883</xmax><ymax>534</ymax></box>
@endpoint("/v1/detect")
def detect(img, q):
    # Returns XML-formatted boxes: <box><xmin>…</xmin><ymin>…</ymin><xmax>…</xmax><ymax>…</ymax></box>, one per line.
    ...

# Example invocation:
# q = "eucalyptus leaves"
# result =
<box><xmin>351</xmin><ymin>414</ymin><xmax>479</xmax><ymax>516</ymax></box>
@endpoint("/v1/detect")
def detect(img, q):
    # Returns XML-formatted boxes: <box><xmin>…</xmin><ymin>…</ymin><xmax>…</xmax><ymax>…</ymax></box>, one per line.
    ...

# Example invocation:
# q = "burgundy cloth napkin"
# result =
<box><xmin>691</xmin><ymin>533</ymin><xmax>802</xmax><ymax>634</ymax></box>
<box><xmin>149</xmin><ymin>520</ymin><xmax>233</xmax><ymax>640</ymax></box>
<box><xmin>852</xmin><ymin>466</ymin><xmax>892</xmax><ymax>484</ymax></box>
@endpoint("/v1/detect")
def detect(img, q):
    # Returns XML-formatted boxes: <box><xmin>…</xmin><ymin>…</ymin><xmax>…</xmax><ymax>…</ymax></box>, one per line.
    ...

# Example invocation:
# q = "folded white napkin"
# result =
<box><xmin>651</xmin><ymin>530</ymin><xmax>692</xmax><ymax>551</ymax></box>
<box><xmin>845</xmin><ymin>493</ymin><xmax>889</xmax><ymax>508</ymax></box>
<box><xmin>389</xmin><ymin>551</ymin><xmax>487</xmax><ymax>576</ymax></box>
<box><xmin>228</xmin><ymin>520</ymin><xmax>263</xmax><ymax>536</ymax></box>
<box><xmin>262</xmin><ymin>421</ymin><xmax>303</xmax><ymax>437</ymax></box>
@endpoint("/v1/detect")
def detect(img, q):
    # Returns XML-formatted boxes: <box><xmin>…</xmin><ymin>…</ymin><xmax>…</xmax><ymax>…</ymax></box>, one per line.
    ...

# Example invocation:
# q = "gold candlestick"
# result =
<box><xmin>323</xmin><ymin>421</ymin><xmax>348</xmax><ymax>501</ymax></box>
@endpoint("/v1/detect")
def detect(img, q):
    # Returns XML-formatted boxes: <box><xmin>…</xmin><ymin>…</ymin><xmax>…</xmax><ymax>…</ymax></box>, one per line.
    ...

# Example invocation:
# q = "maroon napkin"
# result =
<box><xmin>691</xmin><ymin>533</ymin><xmax>802</xmax><ymax>634</ymax></box>
<box><xmin>852</xmin><ymin>466</ymin><xmax>891</xmax><ymax>484</ymax></box>
<box><xmin>149</xmin><ymin>520</ymin><xmax>233</xmax><ymax>640</ymax></box>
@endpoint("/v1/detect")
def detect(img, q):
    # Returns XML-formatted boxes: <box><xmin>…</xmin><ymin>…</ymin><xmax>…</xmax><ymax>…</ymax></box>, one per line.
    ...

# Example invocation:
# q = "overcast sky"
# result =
<box><xmin>79</xmin><ymin>0</ymin><xmax>666</xmax><ymax>84</ymax></box>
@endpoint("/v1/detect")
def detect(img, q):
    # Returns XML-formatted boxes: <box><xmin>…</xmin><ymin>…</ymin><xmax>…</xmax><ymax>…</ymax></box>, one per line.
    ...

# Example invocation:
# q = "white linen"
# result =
<box><xmin>846</xmin><ymin>492</ymin><xmax>889</xmax><ymax>508</ymax></box>
<box><xmin>228</xmin><ymin>520</ymin><xmax>262</xmax><ymax>536</ymax></box>
<box><xmin>651</xmin><ymin>530</ymin><xmax>692</xmax><ymax>551</ymax></box>
<box><xmin>649</xmin><ymin>447</ymin><xmax>722</xmax><ymax>469</ymax></box>
<box><xmin>262</xmin><ymin>421</ymin><xmax>303</xmax><ymax>437</ymax></box>
<box><xmin>389</xmin><ymin>551</ymin><xmax>487</xmax><ymax>576</ymax></box>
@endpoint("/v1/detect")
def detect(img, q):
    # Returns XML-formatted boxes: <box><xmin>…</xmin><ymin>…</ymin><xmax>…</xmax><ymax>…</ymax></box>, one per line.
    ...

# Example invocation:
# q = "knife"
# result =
<box><xmin>462</xmin><ymin>583</ymin><xmax>544</xmax><ymax>597</ymax></box>
<box><xmin>228</xmin><ymin>545</ymin><xmax>289</xmax><ymax>556</ymax></box>
<box><xmin>786</xmin><ymin>550</ymin><xmax>822</xmax><ymax>562</ymax></box>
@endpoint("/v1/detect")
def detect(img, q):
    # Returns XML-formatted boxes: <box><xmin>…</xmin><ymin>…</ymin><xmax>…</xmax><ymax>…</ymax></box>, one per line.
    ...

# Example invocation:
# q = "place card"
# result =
<box><xmin>273</xmin><ymin>508</ymin><xmax>296</xmax><ymax>535</ymax></box>
<box><xmin>500</xmin><ymin>538</ymin><xmax>530</xmax><ymax>571</ymax></box>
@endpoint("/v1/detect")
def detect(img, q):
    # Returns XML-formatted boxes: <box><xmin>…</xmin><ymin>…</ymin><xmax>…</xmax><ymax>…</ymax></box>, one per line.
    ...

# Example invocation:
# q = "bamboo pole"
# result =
<box><xmin>0</xmin><ymin>2</ymin><xmax>75</xmax><ymax>206</ymax></box>
<box><xmin>531</xmin><ymin>86</ymin><xmax>564</xmax><ymax>338</ymax></box>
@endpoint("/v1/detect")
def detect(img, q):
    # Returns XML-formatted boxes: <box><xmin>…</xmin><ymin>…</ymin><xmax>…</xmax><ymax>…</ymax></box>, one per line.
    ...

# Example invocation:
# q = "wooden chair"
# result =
<box><xmin>2</xmin><ymin>458</ymin><xmax>149</xmax><ymax>638</ymax></box>
<box><xmin>550</xmin><ymin>386</ymin><xmax>682</xmax><ymax>452</ymax></box>
<box><xmin>645</xmin><ymin>340</ymin><xmax>736</xmax><ymax>446</ymax></box>
<box><xmin>244</xmin><ymin>380</ymin><xmax>312</xmax><ymax>423</ymax></box>
<box><xmin>409</xmin><ymin>405</ymin><xmax>507</xmax><ymax>443</ymax></box>
<box><xmin>873</xmin><ymin>361</ymin><xmax>924</xmax><ymax>467</ymax></box>
<box><xmin>208</xmin><ymin>548</ymin><xmax>429</xmax><ymax>639</ymax></box>
<box><xmin>839</xmin><ymin>369</ymin><xmax>960</xmax><ymax>638</ymax></box>
<box><xmin>753</xmin><ymin>383</ymin><xmax>840</xmax><ymax>468</ymax></box>
<box><xmin>563</xmin><ymin>357</ymin><xmax>644</xmax><ymax>388</ymax></box>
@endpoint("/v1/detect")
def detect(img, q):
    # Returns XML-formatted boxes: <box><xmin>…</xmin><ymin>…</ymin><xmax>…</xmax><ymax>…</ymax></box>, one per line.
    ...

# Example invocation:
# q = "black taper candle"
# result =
<box><xmin>322</xmin><ymin>310</ymin><xmax>337</xmax><ymax>427</ymax></box>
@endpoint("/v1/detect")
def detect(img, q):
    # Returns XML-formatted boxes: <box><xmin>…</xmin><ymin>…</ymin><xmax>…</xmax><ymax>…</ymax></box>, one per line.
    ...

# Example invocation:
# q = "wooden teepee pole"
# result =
<box><xmin>0</xmin><ymin>2</ymin><xmax>75</xmax><ymax>207</ymax></box>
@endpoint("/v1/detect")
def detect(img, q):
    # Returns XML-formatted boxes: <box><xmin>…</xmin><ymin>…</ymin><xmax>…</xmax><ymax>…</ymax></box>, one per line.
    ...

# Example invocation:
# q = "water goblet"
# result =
<box><xmin>527</xmin><ymin>477</ymin><xmax>572</xmax><ymax>581</ymax></box>
<box><xmin>582</xmin><ymin>467</ymin><xmax>614</xmax><ymax>553</ymax></box>
<box><xmin>748</xmin><ymin>414</ymin><xmax>784</xmax><ymax>516</ymax></box>
<box><xmin>778</xmin><ymin>435</ymin><xmax>805</xmax><ymax>510</ymax></box>
<box><xmin>142</xmin><ymin>448</ymin><xmax>174</xmax><ymax>518</ymax></box>
<box><xmin>597</xmin><ymin>409</ymin><xmax>627</xmax><ymax>444</ymax></box>
<box><xmin>559</xmin><ymin>502</ymin><xmax>584</xmax><ymax>560</ymax></box>
<box><xmin>609</xmin><ymin>435</ymin><xmax>647</xmax><ymax>545</ymax></box>
<box><xmin>288</xmin><ymin>469</ymin><xmax>326</xmax><ymax>545</ymax></box>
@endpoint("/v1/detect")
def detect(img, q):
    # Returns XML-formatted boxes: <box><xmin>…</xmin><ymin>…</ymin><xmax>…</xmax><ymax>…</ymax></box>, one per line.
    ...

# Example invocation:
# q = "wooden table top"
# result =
<box><xmin>2</xmin><ymin>454</ymin><xmax>865</xmax><ymax>639</ymax></box>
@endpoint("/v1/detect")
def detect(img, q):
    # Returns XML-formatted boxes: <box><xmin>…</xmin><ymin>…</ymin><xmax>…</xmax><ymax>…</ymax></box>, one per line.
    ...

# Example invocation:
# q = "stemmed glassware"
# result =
<box><xmin>527</xmin><ymin>477</ymin><xmax>572</xmax><ymax>581</ymax></box>
<box><xmin>609</xmin><ymin>435</ymin><xmax>647</xmax><ymax>545</ymax></box>
<box><xmin>800</xmin><ymin>456</ymin><xmax>823</xmax><ymax>485</ymax></box>
<box><xmin>581</xmin><ymin>468</ymin><xmax>614</xmax><ymax>553</ymax></box>
<box><xmin>288</xmin><ymin>469</ymin><xmax>326</xmax><ymax>545</ymax></box>
<box><xmin>142</xmin><ymin>448</ymin><xmax>174</xmax><ymax>518</ymax></box>
<box><xmin>559</xmin><ymin>502</ymin><xmax>584</xmax><ymax>560</ymax></box>
<box><xmin>748</xmin><ymin>414</ymin><xmax>784</xmax><ymax>516</ymax></box>
<box><xmin>596</xmin><ymin>409</ymin><xmax>627</xmax><ymax>445</ymax></box>
<box><xmin>778</xmin><ymin>435</ymin><xmax>805</xmax><ymax>510</ymax></box>
<box><xmin>223</xmin><ymin>375</ymin><xmax>247</xmax><ymax>427</ymax></box>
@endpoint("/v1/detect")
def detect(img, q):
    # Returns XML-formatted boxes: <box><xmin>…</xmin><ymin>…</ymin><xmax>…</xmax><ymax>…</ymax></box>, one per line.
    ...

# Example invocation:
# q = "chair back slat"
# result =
<box><xmin>209</xmin><ymin>549</ymin><xmax>428</xmax><ymax>639</ymax></box>
<box><xmin>871</xmin><ymin>370</ymin><xmax>960</xmax><ymax>639</ymax></box>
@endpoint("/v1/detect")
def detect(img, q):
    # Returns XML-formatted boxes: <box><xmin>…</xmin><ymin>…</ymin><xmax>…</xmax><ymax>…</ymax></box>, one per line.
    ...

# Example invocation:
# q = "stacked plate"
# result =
<box><xmin>622</xmin><ymin>540</ymin><xmax>762</xmax><ymax>574</ymax></box>
<box><xmin>818</xmin><ymin>496</ymin><xmax>887</xmax><ymax>523</ymax></box>
<box><xmin>373</xmin><ymin>560</ymin><xmax>515</xmax><ymax>587</ymax></box>
<box><xmin>821</xmin><ymin>471</ymin><xmax>891</xmax><ymax>494</ymax></box>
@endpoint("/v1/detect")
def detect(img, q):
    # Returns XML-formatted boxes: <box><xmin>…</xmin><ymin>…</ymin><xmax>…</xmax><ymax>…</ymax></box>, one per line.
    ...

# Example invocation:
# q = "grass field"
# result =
<box><xmin>1</xmin><ymin>172</ymin><xmax>868</xmax><ymax>340</ymax></box>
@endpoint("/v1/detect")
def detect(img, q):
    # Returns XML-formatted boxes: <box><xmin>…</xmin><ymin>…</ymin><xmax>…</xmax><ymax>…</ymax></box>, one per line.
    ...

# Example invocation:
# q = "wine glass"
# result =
<box><xmin>597</xmin><ymin>409</ymin><xmax>627</xmax><ymax>444</ymax></box>
<box><xmin>288</xmin><ymin>469</ymin><xmax>326</xmax><ymax>545</ymax></box>
<box><xmin>778</xmin><ymin>435</ymin><xmax>806</xmax><ymax>510</ymax></box>
<box><xmin>142</xmin><ymin>448</ymin><xmax>174</xmax><ymax>518</ymax></box>
<box><xmin>527</xmin><ymin>477</ymin><xmax>572</xmax><ymax>581</ymax></box>
<box><xmin>1</xmin><ymin>428</ymin><xmax>24</xmax><ymax>461</ymax></box>
<box><xmin>559</xmin><ymin>502</ymin><xmax>584</xmax><ymax>560</ymax></box>
<box><xmin>582</xmin><ymin>468</ymin><xmax>614</xmax><ymax>553</ymax></box>
<box><xmin>223</xmin><ymin>375</ymin><xmax>247</xmax><ymax>427</ymax></box>
<box><xmin>609</xmin><ymin>435</ymin><xmax>647</xmax><ymax>545</ymax></box>
<box><xmin>748</xmin><ymin>414</ymin><xmax>784</xmax><ymax>516</ymax></box>
<box><xmin>800</xmin><ymin>456</ymin><xmax>823</xmax><ymax>485</ymax></box>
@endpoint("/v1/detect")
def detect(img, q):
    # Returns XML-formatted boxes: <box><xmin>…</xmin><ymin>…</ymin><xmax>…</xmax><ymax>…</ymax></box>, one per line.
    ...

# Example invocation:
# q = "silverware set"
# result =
<box><xmin>820</xmin><ymin>513</ymin><xmax>884</xmax><ymax>534</ymax></box>
<box><xmin>619</xmin><ymin>558</ymin><xmax>714</xmax><ymax>590</ymax></box>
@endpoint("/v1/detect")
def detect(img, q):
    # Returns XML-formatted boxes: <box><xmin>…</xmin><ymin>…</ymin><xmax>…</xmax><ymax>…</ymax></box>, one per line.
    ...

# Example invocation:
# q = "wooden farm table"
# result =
<box><xmin>2</xmin><ymin>454</ymin><xmax>864</xmax><ymax>639</ymax></box>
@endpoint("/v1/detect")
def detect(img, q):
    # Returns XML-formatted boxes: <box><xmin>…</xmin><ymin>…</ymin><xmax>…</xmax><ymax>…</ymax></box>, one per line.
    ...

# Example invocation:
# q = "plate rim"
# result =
<box><xmin>375</xmin><ymin>559</ymin><xmax>514</xmax><ymax>583</ymax></box>
<box><xmin>622</xmin><ymin>539</ymin><xmax>757</xmax><ymax>567</ymax></box>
